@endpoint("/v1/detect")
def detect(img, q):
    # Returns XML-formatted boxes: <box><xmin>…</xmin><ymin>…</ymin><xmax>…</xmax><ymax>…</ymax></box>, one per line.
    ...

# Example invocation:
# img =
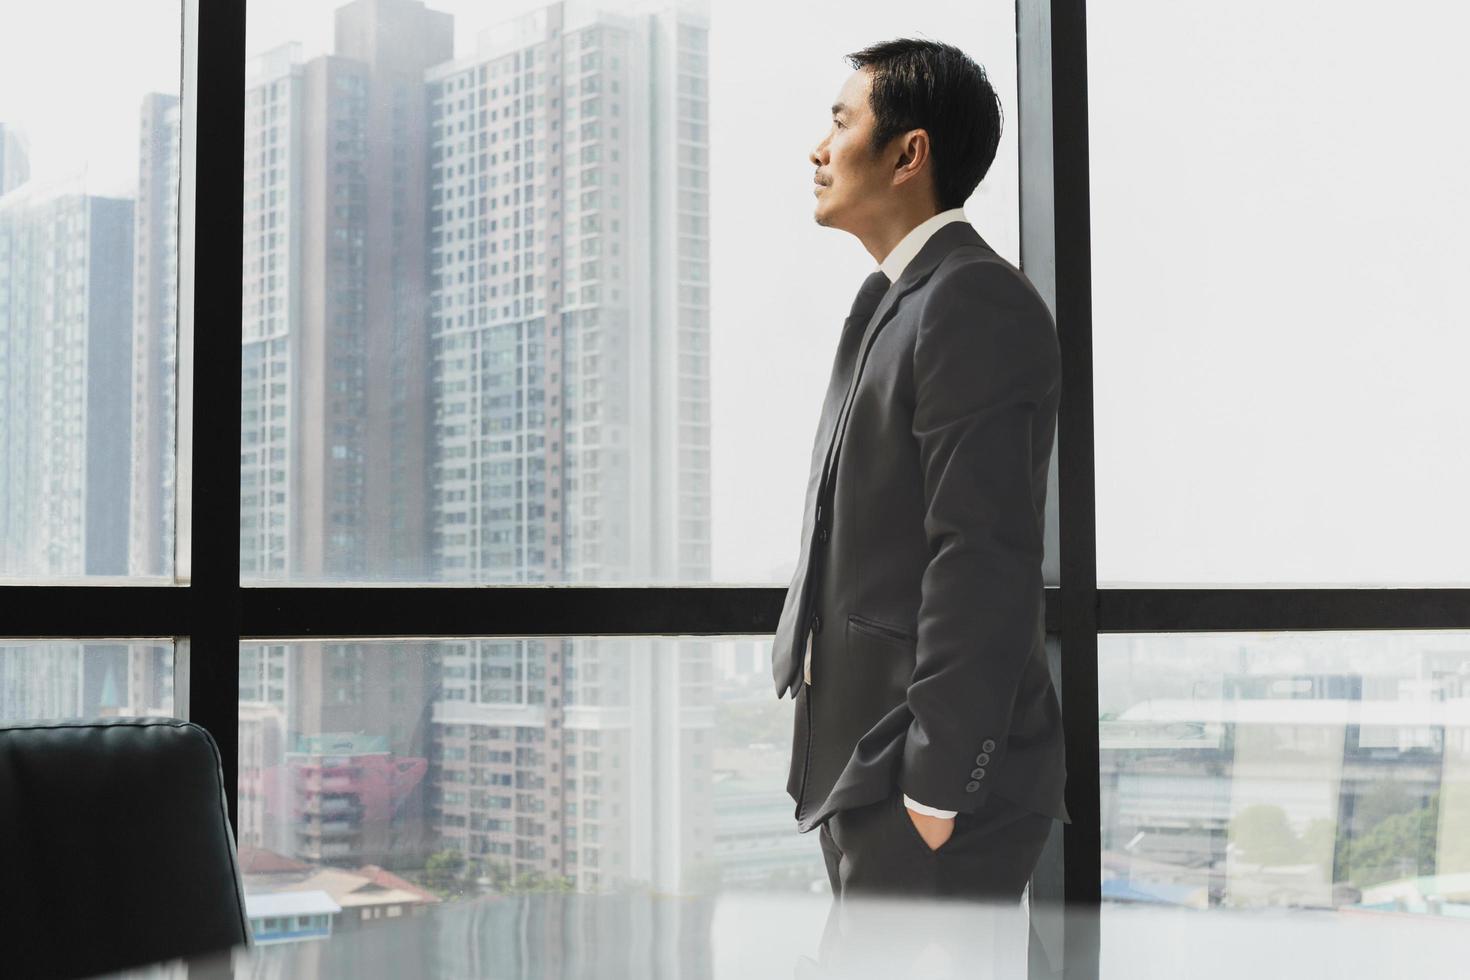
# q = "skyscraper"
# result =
<box><xmin>130</xmin><ymin>92</ymin><xmax>181</xmax><ymax>578</ymax></box>
<box><xmin>237</xmin><ymin>0</ymin><xmax>452</xmax><ymax>869</ymax></box>
<box><xmin>334</xmin><ymin>0</ymin><xmax>449</xmax><ymax>583</ymax></box>
<box><xmin>240</xmin><ymin>0</ymin><xmax>450</xmax><ymax>583</ymax></box>
<box><xmin>0</xmin><ymin>179</ymin><xmax>133</xmax><ymax>577</ymax></box>
<box><xmin>424</xmin><ymin>0</ymin><xmax>713</xmax><ymax>894</ymax></box>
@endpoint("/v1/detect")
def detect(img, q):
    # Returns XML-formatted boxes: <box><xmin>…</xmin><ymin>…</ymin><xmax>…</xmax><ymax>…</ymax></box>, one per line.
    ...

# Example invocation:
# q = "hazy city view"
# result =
<box><xmin>1099</xmin><ymin>632</ymin><xmax>1470</xmax><ymax>917</ymax></box>
<box><xmin>4</xmin><ymin>0</ymin><xmax>1466</xmax><ymax>960</ymax></box>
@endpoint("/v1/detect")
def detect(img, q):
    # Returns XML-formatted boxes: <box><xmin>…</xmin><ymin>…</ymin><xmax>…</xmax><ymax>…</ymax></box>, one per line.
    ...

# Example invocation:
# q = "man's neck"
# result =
<box><xmin>859</xmin><ymin>203</ymin><xmax>943</xmax><ymax>268</ymax></box>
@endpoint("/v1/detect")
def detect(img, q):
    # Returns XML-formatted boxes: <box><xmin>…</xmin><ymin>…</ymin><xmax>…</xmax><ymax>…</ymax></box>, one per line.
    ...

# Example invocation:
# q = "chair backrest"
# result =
<box><xmin>0</xmin><ymin>717</ymin><xmax>250</xmax><ymax>979</ymax></box>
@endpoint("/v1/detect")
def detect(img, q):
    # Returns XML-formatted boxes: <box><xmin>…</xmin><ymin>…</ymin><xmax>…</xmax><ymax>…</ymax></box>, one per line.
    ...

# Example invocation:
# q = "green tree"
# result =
<box><xmin>1338</xmin><ymin>793</ymin><xmax>1439</xmax><ymax>889</ymax></box>
<box><xmin>1353</xmin><ymin>782</ymin><xmax>1418</xmax><ymax>830</ymax></box>
<box><xmin>424</xmin><ymin>848</ymin><xmax>467</xmax><ymax>897</ymax></box>
<box><xmin>507</xmin><ymin>869</ymin><xmax>574</xmax><ymax>894</ymax></box>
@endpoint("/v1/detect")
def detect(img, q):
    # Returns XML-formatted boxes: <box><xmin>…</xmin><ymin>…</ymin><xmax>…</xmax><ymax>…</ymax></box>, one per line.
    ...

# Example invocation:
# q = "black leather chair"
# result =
<box><xmin>0</xmin><ymin>717</ymin><xmax>250</xmax><ymax>979</ymax></box>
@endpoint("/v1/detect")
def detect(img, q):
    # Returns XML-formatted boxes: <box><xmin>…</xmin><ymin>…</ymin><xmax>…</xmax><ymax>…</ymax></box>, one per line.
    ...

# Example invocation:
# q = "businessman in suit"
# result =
<box><xmin>774</xmin><ymin>38</ymin><xmax>1070</xmax><ymax>903</ymax></box>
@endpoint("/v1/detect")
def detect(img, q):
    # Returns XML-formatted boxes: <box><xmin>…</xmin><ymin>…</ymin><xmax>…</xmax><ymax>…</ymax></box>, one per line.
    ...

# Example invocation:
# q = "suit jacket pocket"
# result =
<box><xmin>842</xmin><ymin>615</ymin><xmax>916</xmax><ymax>731</ymax></box>
<box><xmin>847</xmin><ymin>613</ymin><xmax>916</xmax><ymax>644</ymax></box>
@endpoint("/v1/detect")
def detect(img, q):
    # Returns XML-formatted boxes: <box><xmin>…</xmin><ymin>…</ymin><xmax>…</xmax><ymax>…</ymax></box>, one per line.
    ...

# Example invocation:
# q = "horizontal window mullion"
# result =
<box><xmin>238</xmin><ymin>586</ymin><xmax>1065</xmax><ymax>638</ymax></box>
<box><xmin>0</xmin><ymin>586</ymin><xmax>193</xmax><ymax>638</ymax></box>
<box><xmin>10</xmin><ymin>587</ymin><xmax>1469</xmax><ymax>637</ymax></box>
<box><xmin>1098</xmin><ymin>588</ymin><xmax>1470</xmax><ymax>633</ymax></box>
<box><xmin>239</xmin><ymin>585</ymin><xmax>786</xmax><ymax>638</ymax></box>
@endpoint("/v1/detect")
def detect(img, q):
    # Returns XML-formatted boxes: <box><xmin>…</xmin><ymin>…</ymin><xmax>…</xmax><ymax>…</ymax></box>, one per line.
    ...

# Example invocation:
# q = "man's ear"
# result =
<box><xmin>891</xmin><ymin>129</ymin><xmax>930</xmax><ymax>186</ymax></box>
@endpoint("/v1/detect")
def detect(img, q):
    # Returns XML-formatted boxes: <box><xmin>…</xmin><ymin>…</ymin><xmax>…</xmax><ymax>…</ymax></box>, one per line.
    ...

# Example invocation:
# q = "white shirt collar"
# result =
<box><xmin>877</xmin><ymin>207</ymin><xmax>970</xmax><ymax>283</ymax></box>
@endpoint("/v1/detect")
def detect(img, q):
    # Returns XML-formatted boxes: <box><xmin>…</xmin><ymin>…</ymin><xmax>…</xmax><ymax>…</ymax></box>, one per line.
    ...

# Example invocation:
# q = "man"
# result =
<box><xmin>774</xmin><ymin>38</ymin><xmax>1070</xmax><ymax>903</ymax></box>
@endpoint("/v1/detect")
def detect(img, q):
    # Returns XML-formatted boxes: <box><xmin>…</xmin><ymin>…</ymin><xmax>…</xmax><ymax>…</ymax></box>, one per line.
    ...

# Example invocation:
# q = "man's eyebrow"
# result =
<box><xmin>830</xmin><ymin>103</ymin><xmax>848</xmax><ymax>117</ymax></box>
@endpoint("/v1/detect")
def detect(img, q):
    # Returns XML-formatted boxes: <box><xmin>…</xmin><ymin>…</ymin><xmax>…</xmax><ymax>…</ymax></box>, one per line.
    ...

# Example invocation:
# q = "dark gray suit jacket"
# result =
<box><xmin>773</xmin><ymin>219</ymin><xmax>1069</xmax><ymax>834</ymax></box>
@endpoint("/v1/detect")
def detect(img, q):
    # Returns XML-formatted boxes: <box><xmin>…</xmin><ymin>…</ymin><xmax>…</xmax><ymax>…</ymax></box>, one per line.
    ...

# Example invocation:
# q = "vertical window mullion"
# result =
<box><xmin>184</xmin><ymin>0</ymin><xmax>247</xmax><ymax>832</ymax></box>
<box><xmin>1043</xmin><ymin>1</ymin><xmax>1103</xmax><ymax>978</ymax></box>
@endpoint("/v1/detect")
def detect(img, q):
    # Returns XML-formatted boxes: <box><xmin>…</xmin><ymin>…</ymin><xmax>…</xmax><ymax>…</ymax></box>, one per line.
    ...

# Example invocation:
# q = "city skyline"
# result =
<box><xmin>2</xmin><ymin>0</ymin><xmax>742</xmax><ymax>899</ymax></box>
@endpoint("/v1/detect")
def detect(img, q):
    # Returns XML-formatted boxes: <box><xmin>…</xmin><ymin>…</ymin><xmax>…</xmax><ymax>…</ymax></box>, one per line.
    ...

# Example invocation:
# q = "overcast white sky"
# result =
<box><xmin>1087</xmin><ymin>0</ymin><xmax>1469</xmax><ymax>587</ymax></box>
<box><xmin>3</xmin><ymin>0</ymin><xmax>1464</xmax><ymax>587</ymax></box>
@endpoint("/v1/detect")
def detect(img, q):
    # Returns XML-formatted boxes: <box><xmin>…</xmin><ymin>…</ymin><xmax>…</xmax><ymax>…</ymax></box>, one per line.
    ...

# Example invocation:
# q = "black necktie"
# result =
<box><xmin>771</xmin><ymin>269</ymin><xmax>891</xmax><ymax>698</ymax></box>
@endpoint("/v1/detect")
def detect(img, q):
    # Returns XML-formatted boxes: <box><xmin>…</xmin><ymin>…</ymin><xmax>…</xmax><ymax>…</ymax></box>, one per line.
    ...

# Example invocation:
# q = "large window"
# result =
<box><xmin>1100</xmin><ymin>632</ymin><xmax>1470</xmax><ymax>913</ymax></box>
<box><xmin>1087</xmin><ymin>0</ymin><xmax>1470</xmax><ymax>587</ymax></box>
<box><xmin>239</xmin><ymin>0</ymin><xmax>1023</xmax><ymax>586</ymax></box>
<box><xmin>228</xmin><ymin>0</ymin><xmax>1027</xmax><ymax>919</ymax></box>
<box><xmin>235</xmin><ymin>635</ymin><xmax>826</xmax><ymax>900</ymax></box>
<box><xmin>6</xmin><ymin>2</ymin><xmax>1466</xmax><ymax>978</ymax></box>
<box><xmin>0</xmin><ymin>1</ymin><xmax>183</xmax><ymax>582</ymax></box>
<box><xmin>1078</xmin><ymin>0</ymin><xmax>1470</xmax><ymax>965</ymax></box>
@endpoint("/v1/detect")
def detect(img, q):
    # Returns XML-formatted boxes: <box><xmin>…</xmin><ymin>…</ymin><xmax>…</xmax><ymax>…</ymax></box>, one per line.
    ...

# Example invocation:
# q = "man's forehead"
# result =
<box><xmin>831</xmin><ymin>72</ymin><xmax>869</xmax><ymax>116</ymax></box>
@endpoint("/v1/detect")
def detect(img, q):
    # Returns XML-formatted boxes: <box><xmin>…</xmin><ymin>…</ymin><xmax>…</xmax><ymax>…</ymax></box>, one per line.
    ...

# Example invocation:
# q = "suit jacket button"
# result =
<box><xmin>818</xmin><ymin>526</ymin><xmax>828</xmax><ymax>542</ymax></box>
<box><xmin>975</xmin><ymin>752</ymin><xmax>990</xmax><ymax>766</ymax></box>
<box><xmin>981</xmin><ymin>738</ymin><xmax>996</xmax><ymax>753</ymax></box>
<box><xmin>812</xmin><ymin>614</ymin><xmax>822</xmax><ymax>634</ymax></box>
<box><xmin>970</xmin><ymin>767</ymin><xmax>985</xmax><ymax>778</ymax></box>
<box><xmin>965</xmin><ymin>781</ymin><xmax>981</xmax><ymax>792</ymax></box>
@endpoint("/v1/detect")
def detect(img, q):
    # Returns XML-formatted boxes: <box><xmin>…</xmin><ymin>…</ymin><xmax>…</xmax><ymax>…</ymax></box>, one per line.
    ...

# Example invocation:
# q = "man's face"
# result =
<box><xmin>810</xmin><ymin>69</ymin><xmax>889</xmax><ymax>233</ymax></box>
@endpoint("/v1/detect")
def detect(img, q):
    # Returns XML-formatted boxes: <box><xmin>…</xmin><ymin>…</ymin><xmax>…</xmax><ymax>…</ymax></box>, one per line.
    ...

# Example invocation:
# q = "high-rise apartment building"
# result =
<box><xmin>0</xmin><ymin>179</ymin><xmax>133</xmax><ymax>577</ymax></box>
<box><xmin>237</xmin><ymin>0</ymin><xmax>451</xmax><ymax>869</ymax></box>
<box><xmin>238</xmin><ymin>638</ymin><xmax>440</xmax><ymax>868</ymax></box>
<box><xmin>130</xmin><ymin>92</ymin><xmax>181</xmax><ymax>578</ymax></box>
<box><xmin>0</xmin><ymin>129</ymin><xmax>163</xmax><ymax>736</ymax></box>
<box><xmin>239</xmin><ymin>42</ymin><xmax>302</xmax><ymax>581</ymax></box>
<box><xmin>424</xmin><ymin>0</ymin><xmax>714</xmax><ymax>895</ymax></box>
<box><xmin>240</xmin><ymin>0</ymin><xmax>450</xmax><ymax>582</ymax></box>
<box><xmin>334</xmin><ymin>0</ymin><xmax>449</xmax><ymax>582</ymax></box>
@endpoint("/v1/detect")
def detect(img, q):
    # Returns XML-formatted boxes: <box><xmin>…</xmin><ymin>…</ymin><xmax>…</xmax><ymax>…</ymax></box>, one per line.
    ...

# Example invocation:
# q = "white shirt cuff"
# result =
<box><xmin>903</xmin><ymin>795</ymin><xmax>958</xmax><ymax>819</ymax></box>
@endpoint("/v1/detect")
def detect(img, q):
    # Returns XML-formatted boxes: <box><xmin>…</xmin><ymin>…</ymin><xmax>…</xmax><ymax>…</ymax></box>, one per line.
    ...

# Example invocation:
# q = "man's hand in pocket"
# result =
<box><xmin>906</xmin><ymin>806</ymin><xmax>955</xmax><ymax>851</ymax></box>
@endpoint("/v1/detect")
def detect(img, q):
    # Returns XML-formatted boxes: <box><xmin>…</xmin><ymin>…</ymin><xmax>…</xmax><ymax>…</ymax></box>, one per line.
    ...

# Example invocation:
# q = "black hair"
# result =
<box><xmin>844</xmin><ymin>37</ymin><xmax>1003</xmax><ymax>211</ymax></box>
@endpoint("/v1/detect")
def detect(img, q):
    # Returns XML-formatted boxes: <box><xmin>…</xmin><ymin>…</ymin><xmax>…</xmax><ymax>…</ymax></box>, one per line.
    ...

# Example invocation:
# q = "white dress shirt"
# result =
<box><xmin>804</xmin><ymin>207</ymin><xmax>971</xmax><ymax>821</ymax></box>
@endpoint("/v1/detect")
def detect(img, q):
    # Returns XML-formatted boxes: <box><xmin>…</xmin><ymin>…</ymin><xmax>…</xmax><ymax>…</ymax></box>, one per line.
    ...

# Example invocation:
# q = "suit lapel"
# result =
<box><xmin>817</xmin><ymin>220</ymin><xmax>988</xmax><ymax>493</ymax></box>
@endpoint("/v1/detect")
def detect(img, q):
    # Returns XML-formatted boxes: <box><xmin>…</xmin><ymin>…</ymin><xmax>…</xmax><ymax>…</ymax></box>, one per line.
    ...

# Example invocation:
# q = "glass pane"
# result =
<box><xmin>237</xmin><ymin>636</ymin><xmax>825</xmax><ymax>901</ymax></box>
<box><xmin>238</xmin><ymin>633</ymin><xmax>1053</xmax><ymax>969</ymax></box>
<box><xmin>0</xmin><ymin>639</ymin><xmax>175</xmax><ymax>721</ymax></box>
<box><xmin>1088</xmin><ymin>1</ymin><xmax>1470</xmax><ymax>586</ymax></box>
<box><xmin>0</xmin><ymin>2</ymin><xmax>182</xmax><ymax>582</ymax></box>
<box><xmin>1100</xmin><ymin>631</ymin><xmax>1470</xmax><ymax>920</ymax></box>
<box><xmin>241</xmin><ymin>0</ymin><xmax>1023</xmax><ymax>585</ymax></box>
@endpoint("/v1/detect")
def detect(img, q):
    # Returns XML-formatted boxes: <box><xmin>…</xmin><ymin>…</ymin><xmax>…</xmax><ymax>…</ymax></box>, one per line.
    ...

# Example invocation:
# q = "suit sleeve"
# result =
<box><xmin>896</xmin><ymin>259</ymin><xmax>1060</xmax><ymax>813</ymax></box>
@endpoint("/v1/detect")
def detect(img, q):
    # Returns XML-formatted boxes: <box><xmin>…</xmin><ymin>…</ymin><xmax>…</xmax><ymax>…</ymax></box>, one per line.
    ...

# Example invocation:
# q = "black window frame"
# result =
<box><xmin>4</xmin><ymin>3</ymin><xmax>1467</xmax><ymax>980</ymax></box>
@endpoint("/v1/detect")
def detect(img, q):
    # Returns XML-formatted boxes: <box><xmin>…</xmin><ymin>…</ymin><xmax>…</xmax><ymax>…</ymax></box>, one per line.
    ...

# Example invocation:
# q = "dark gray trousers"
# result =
<box><xmin>818</xmin><ymin>788</ymin><xmax>1052</xmax><ymax>901</ymax></box>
